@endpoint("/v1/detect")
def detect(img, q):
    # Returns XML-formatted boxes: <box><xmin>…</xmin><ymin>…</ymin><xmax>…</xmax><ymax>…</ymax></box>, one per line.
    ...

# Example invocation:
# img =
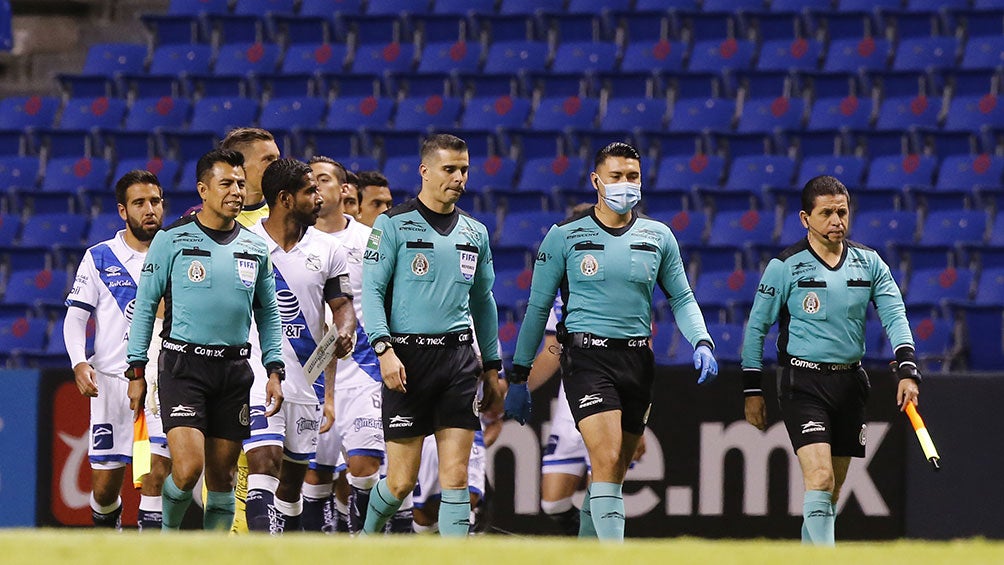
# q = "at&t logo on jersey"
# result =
<box><xmin>276</xmin><ymin>289</ymin><xmax>306</xmax><ymax>338</ymax></box>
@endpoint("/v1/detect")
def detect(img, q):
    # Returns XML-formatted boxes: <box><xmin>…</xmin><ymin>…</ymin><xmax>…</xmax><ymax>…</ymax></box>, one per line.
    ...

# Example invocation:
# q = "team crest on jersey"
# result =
<box><xmin>459</xmin><ymin>250</ymin><xmax>477</xmax><ymax>281</ymax></box>
<box><xmin>802</xmin><ymin>291</ymin><xmax>820</xmax><ymax>314</ymax></box>
<box><xmin>412</xmin><ymin>253</ymin><xmax>430</xmax><ymax>276</ymax></box>
<box><xmin>236</xmin><ymin>258</ymin><xmax>257</xmax><ymax>288</ymax></box>
<box><xmin>367</xmin><ymin>229</ymin><xmax>382</xmax><ymax>251</ymax></box>
<box><xmin>304</xmin><ymin>254</ymin><xmax>321</xmax><ymax>272</ymax></box>
<box><xmin>188</xmin><ymin>260</ymin><xmax>206</xmax><ymax>282</ymax></box>
<box><xmin>580</xmin><ymin>254</ymin><xmax>599</xmax><ymax>276</ymax></box>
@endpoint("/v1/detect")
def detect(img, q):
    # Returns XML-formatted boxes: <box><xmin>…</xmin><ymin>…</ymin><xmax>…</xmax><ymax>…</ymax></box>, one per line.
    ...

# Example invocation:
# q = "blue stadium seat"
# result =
<box><xmin>188</xmin><ymin>97</ymin><xmax>259</xmax><ymax>135</ymax></box>
<box><xmin>393</xmin><ymin>95</ymin><xmax>462</xmax><ymax>130</ymax></box>
<box><xmin>232</xmin><ymin>0</ymin><xmax>295</xmax><ymax>15</ymax></box>
<box><xmin>599</xmin><ymin>97</ymin><xmax>668</xmax><ymax>131</ymax></box>
<box><xmin>707</xmin><ymin>209</ymin><xmax>776</xmax><ymax>246</ymax></box>
<box><xmin>694</xmin><ymin>269</ymin><xmax>758</xmax><ymax>320</ymax></box>
<box><xmin>0</xmin><ymin>315</ymin><xmax>48</xmax><ymax>354</ymax></box>
<box><xmin>19</xmin><ymin>214</ymin><xmax>87</xmax><ymax>248</ymax></box>
<box><xmin>214</xmin><ymin>42</ymin><xmax>281</xmax><ymax>76</ymax></box>
<box><xmin>905</xmin><ymin>267</ymin><xmax>974</xmax><ymax>308</ymax></box>
<box><xmin>955</xmin><ymin>304</ymin><xmax>1004</xmax><ymax>371</ymax></box>
<box><xmin>797</xmin><ymin>155</ymin><xmax>866</xmax><ymax>188</ymax></box>
<box><xmin>852</xmin><ymin>210</ymin><xmax>917</xmax><ymax>249</ymax></box>
<box><xmin>551</xmin><ymin>42</ymin><xmax>618</xmax><ymax>74</ymax></box>
<box><xmin>111</xmin><ymin>157</ymin><xmax>180</xmax><ymax>194</ymax></box>
<box><xmin>770</xmin><ymin>0</ymin><xmax>819</xmax><ymax>12</ymax></box>
<box><xmin>498</xmin><ymin>0</ymin><xmax>563</xmax><ymax>16</ymax></box>
<box><xmin>41</xmin><ymin>157</ymin><xmax>110</xmax><ymax>193</ymax></box>
<box><xmin>517</xmin><ymin>156</ymin><xmax>584</xmax><ymax>191</ymax></box>
<box><xmin>59</xmin><ymin>97</ymin><xmax>126</xmax><ymax>130</ymax></box>
<box><xmin>993</xmin><ymin>212</ymin><xmax>1004</xmax><ymax>246</ymax></box>
<box><xmin>365</xmin><ymin>0</ymin><xmax>423</xmax><ymax>16</ymax></box>
<box><xmin>961</xmin><ymin>36</ymin><xmax>1004</xmax><ymax>69</ymax></box>
<box><xmin>893</xmin><ymin>37</ymin><xmax>958</xmax><ymax>72</ymax></box>
<box><xmin>725</xmin><ymin>155</ymin><xmax>796</xmax><ymax>190</ymax></box>
<box><xmin>433</xmin><ymin>0</ymin><xmax>495</xmax><ymax>15</ymax></box>
<box><xmin>492</xmin><ymin>267</ymin><xmax>532</xmax><ymax>314</ymax></box>
<box><xmin>0</xmin><ymin>96</ymin><xmax>60</xmax><ymax>129</ymax></box>
<box><xmin>282</xmin><ymin>43</ymin><xmax>347</xmax><ymax>73</ymax></box>
<box><xmin>205</xmin><ymin>13</ymin><xmax>265</xmax><ymax>44</ymax></box>
<box><xmin>483</xmin><ymin>41</ymin><xmax>549</xmax><ymax>74</ymax></box>
<box><xmin>259</xmin><ymin>96</ymin><xmax>327</xmax><ymax>131</ymax></box>
<box><xmin>56</xmin><ymin>73</ymin><xmax>118</xmax><ymax>100</ymax></box>
<box><xmin>498</xmin><ymin>319</ymin><xmax>521</xmax><ymax>361</ymax></box>
<box><xmin>417</xmin><ymin>41</ymin><xmax>482</xmax><ymax>73</ymax></box>
<box><xmin>619</xmin><ymin>40</ymin><xmax>686</xmax><ymax>73</ymax></box>
<box><xmin>120</xmin><ymin>74</ymin><xmax>185</xmax><ymax>99</ymax></box>
<box><xmin>669</xmin><ymin>98</ymin><xmax>736</xmax><ymax>133</ymax></box>
<box><xmin>532</xmin><ymin>96</ymin><xmax>599</xmax><ymax>130</ymax></box>
<box><xmin>325</xmin><ymin>95</ymin><xmax>394</xmax><ymax>130</ymax></box>
<box><xmin>919</xmin><ymin>209</ymin><xmax>987</xmax><ymax>246</ymax></box>
<box><xmin>0</xmin><ymin>156</ymin><xmax>38</xmax><ymax>190</ymax></box>
<box><xmin>141</xmin><ymin>14</ymin><xmax>204</xmax><ymax>45</ymax></box>
<box><xmin>806</xmin><ymin>95</ymin><xmax>872</xmax><ymax>130</ymax></box>
<box><xmin>974</xmin><ymin>267</ymin><xmax>1004</xmax><ymax>306</ymax></box>
<box><xmin>689</xmin><ymin>39</ymin><xmax>756</xmax><ymax>72</ymax></box>
<box><xmin>149</xmin><ymin>44</ymin><xmax>213</xmax><ymax>75</ymax></box>
<box><xmin>124</xmin><ymin>96</ymin><xmax>191</xmax><ymax>131</ymax></box>
<box><xmin>381</xmin><ymin>156</ymin><xmax>420</xmax><ymax>193</ymax></box>
<box><xmin>654</xmin><ymin>153</ymin><xmax>725</xmax><ymax>189</ymax></box>
<box><xmin>168</xmin><ymin>0</ymin><xmax>230</xmax><ymax>16</ymax></box>
<box><xmin>468</xmin><ymin>155</ymin><xmax>518</xmax><ymax>191</ymax></box>
<box><xmin>498</xmin><ymin>211</ymin><xmax>564</xmax><ymax>249</ymax></box>
<box><xmin>823</xmin><ymin>37</ymin><xmax>891</xmax><ymax>72</ymax></box>
<box><xmin>86</xmin><ymin>212</ymin><xmax>123</xmax><ymax>246</ymax></box>
<box><xmin>909</xmin><ymin>315</ymin><xmax>954</xmax><ymax>371</ymax></box>
<box><xmin>650</xmin><ymin>210</ymin><xmax>707</xmax><ymax>245</ymax></box>
<box><xmin>651</xmin><ymin>321</ymin><xmax>678</xmax><ymax>365</ymax></box>
<box><xmin>757</xmin><ymin>38</ymin><xmax>823</xmax><ymax>71</ymax></box>
<box><xmin>706</xmin><ymin>322</ymin><xmax>744</xmax><ymax>363</ymax></box>
<box><xmin>737</xmin><ymin>96</ymin><xmax>806</xmax><ymax>133</ymax></box>
<box><xmin>866</xmin><ymin>154</ymin><xmax>937</xmax><ymax>188</ymax></box>
<box><xmin>0</xmin><ymin>213</ymin><xmax>21</xmax><ymax>245</ymax></box>
<box><xmin>187</xmin><ymin>73</ymin><xmax>251</xmax><ymax>98</ymax></box>
<box><xmin>351</xmin><ymin>42</ymin><xmax>416</xmax><ymax>74</ymax></box>
<box><xmin>462</xmin><ymin>95</ymin><xmax>531</xmax><ymax>130</ymax></box>
<box><xmin>299</xmin><ymin>0</ymin><xmax>363</xmax><ymax>17</ymax></box>
<box><xmin>876</xmin><ymin>94</ymin><xmax>942</xmax><ymax>130</ymax></box>
<box><xmin>82</xmin><ymin>42</ymin><xmax>148</xmax><ymax>75</ymax></box>
<box><xmin>943</xmin><ymin>94</ymin><xmax>1004</xmax><ymax>132</ymax></box>
<box><xmin>936</xmin><ymin>154</ymin><xmax>1003</xmax><ymax>191</ymax></box>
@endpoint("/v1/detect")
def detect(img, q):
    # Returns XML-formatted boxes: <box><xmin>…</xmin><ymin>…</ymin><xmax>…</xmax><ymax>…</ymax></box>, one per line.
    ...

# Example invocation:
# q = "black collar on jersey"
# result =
<box><xmin>414</xmin><ymin>197</ymin><xmax>459</xmax><ymax>236</ymax></box>
<box><xmin>589</xmin><ymin>206</ymin><xmax>638</xmax><ymax>237</ymax></box>
<box><xmin>194</xmin><ymin>214</ymin><xmax>241</xmax><ymax>245</ymax></box>
<box><xmin>243</xmin><ymin>198</ymin><xmax>267</xmax><ymax>212</ymax></box>
<box><xmin>805</xmin><ymin>238</ymin><xmax>848</xmax><ymax>272</ymax></box>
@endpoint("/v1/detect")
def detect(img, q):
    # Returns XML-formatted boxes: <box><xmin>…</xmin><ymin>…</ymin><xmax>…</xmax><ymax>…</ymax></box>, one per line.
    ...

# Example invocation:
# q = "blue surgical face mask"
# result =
<box><xmin>597</xmin><ymin>178</ymin><xmax>641</xmax><ymax>214</ymax></box>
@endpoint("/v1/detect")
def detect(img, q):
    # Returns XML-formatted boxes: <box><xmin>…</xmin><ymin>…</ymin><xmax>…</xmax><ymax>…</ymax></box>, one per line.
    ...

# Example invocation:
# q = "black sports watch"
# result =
<box><xmin>373</xmin><ymin>338</ymin><xmax>393</xmax><ymax>357</ymax></box>
<box><xmin>266</xmin><ymin>362</ymin><xmax>286</xmax><ymax>381</ymax></box>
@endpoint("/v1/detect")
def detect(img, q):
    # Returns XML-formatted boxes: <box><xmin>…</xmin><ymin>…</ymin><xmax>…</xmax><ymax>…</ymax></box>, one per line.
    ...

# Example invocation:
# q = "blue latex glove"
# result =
<box><xmin>503</xmin><ymin>382</ymin><xmax>532</xmax><ymax>425</ymax></box>
<box><xmin>693</xmin><ymin>344</ymin><xmax>719</xmax><ymax>385</ymax></box>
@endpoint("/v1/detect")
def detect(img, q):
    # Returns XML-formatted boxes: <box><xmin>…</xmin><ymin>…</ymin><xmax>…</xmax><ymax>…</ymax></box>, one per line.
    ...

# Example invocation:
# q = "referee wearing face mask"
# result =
<box><xmin>503</xmin><ymin>142</ymin><xmax>718</xmax><ymax>542</ymax></box>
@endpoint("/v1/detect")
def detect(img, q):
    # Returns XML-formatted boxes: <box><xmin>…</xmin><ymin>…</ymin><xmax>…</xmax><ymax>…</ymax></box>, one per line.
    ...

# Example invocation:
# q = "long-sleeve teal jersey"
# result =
<box><xmin>126</xmin><ymin>215</ymin><xmax>284</xmax><ymax>368</ymax></box>
<box><xmin>361</xmin><ymin>199</ymin><xmax>501</xmax><ymax>365</ymax></box>
<box><xmin>741</xmin><ymin>239</ymin><xmax>914</xmax><ymax>370</ymax></box>
<box><xmin>513</xmin><ymin>209</ymin><xmax>712</xmax><ymax>368</ymax></box>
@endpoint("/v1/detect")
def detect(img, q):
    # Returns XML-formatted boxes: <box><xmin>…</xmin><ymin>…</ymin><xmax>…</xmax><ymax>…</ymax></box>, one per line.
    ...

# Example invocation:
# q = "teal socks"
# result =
<box><xmin>438</xmin><ymin>488</ymin><xmax>471</xmax><ymax>537</ymax></box>
<box><xmin>802</xmin><ymin>490</ymin><xmax>835</xmax><ymax>546</ymax></box>
<box><xmin>362</xmin><ymin>478</ymin><xmax>402</xmax><ymax>534</ymax></box>
<box><xmin>204</xmin><ymin>490</ymin><xmax>235</xmax><ymax>532</ymax></box>
<box><xmin>589</xmin><ymin>482</ymin><xmax>625</xmax><ymax>542</ymax></box>
<box><xmin>161</xmin><ymin>474</ymin><xmax>193</xmax><ymax>531</ymax></box>
<box><xmin>578</xmin><ymin>484</ymin><xmax>596</xmax><ymax>538</ymax></box>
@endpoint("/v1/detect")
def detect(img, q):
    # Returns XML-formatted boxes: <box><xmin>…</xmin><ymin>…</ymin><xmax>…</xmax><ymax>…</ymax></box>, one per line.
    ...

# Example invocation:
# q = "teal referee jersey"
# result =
<box><xmin>742</xmin><ymin>239</ymin><xmax>913</xmax><ymax>372</ymax></box>
<box><xmin>513</xmin><ymin>208</ymin><xmax>712</xmax><ymax>368</ymax></box>
<box><xmin>361</xmin><ymin>199</ymin><xmax>501</xmax><ymax>366</ymax></box>
<box><xmin>127</xmin><ymin>215</ymin><xmax>283</xmax><ymax>368</ymax></box>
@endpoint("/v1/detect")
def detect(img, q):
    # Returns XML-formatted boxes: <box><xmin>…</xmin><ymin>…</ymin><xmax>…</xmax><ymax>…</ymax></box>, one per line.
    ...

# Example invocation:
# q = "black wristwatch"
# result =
<box><xmin>373</xmin><ymin>338</ymin><xmax>393</xmax><ymax>357</ymax></box>
<box><xmin>266</xmin><ymin>363</ymin><xmax>286</xmax><ymax>381</ymax></box>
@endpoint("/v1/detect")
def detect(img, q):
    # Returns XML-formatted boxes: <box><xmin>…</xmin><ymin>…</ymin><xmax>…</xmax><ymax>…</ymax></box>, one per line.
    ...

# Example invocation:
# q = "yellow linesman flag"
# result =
<box><xmin>132</xmin><ymin>411</ymin><xmax>151</xmax><ymax>488</ymax></box>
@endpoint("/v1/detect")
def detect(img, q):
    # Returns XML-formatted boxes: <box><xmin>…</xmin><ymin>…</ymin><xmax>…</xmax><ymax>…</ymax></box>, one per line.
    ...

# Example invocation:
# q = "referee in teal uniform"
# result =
<box><xmin>126</xmin><ymin>148</ymin><xmax>285</xmax><ymax>531</ymax></box>
<box><xmin>360</xmin><ymin>133</ymin><xmax>502</xmax><ymax>536</ymax></box>
<box><xmin>505</xmin><ymin>142</ymin><xmax>718</xmax><ymax>542</ymax></box>
<box><xmin>741</xmin><ymin>175</ymin><xmax>921</xmax><ymax>546</ymax></box>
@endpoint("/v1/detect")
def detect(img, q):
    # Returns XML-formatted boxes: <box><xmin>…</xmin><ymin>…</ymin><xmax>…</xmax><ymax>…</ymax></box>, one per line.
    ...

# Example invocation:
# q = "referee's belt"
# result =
<box><xmin>568</xmin><ymin>333</ymin><xmax>650</xmax><ymax>350</ymax></box>
<box><xmin>390</xmin><ymin>329</ymin><xmax>473</xmax><ymax>348</ymax></box>
<box><xmin>162</xmin><ymin>337</ymin><xmax>251</xmax><ymax>360</ymax></box>
<box><xmin>787</xmin><ymin>356</ymin><xmax>860</xmax><ymax>373</ymax></box>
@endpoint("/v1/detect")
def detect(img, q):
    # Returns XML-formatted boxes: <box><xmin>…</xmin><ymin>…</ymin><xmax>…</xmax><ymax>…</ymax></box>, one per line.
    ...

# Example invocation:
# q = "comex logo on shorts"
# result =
<box><xmin>578</xmin><ymin>394</ymin><xmax>602</xmax><ymax>409</ymax></box>
<box><xmin>170</xmin><ymin>404</ymin><xmax>197</xmax><ymax>418</ymax></box>
<box><xmin>388</xmin><ymin>415</ymin><xmax>413</xmax><ymax>428</ymax></box>
<box><xmin>801</xmin><ymin>420</ymin><xmax>826</xmax><ymax>434</ymax></box>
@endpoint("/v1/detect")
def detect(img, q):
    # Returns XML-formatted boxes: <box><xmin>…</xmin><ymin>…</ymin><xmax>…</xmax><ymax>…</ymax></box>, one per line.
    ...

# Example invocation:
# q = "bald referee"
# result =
<box><xmin>741</xmin><ymin>175</ymin><xmax>921</xmax><ymax>546</ymax></box>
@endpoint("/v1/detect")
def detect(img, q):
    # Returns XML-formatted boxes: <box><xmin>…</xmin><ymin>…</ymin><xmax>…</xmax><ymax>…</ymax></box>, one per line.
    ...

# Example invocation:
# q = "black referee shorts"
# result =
<box><xmin>562</xmin><ymin>347</ymin><xmax>655</xmax><ymax>436</ymax></box>
<box><xmin>157</xmin><ymin>348</ymin><xmax>255</xmax><ymax>441</ymax></box>
<box><xmin>777</xmin><ymin>366</ymin><xmax>871</xmax><ymax>458</ymax></box>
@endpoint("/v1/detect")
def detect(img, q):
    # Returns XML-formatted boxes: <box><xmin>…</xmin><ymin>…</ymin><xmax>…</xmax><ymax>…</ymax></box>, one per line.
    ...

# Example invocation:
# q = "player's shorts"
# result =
<box><xmin>412</xmin><ymin>434</ymin><xmax>486</xmax><ymax>508</ymax></box>
<box><xmin>89</xmin><ymin>371</ymin><xmax>134</xmax><ymax>470</ymax></box>
<box><xmin>335</xmin><ymin>381</ymin><xmax>385</xmax><ymax>460</ymax></box>
<box><xmin>777</xmin><ymin>362</ymin><xmax>870</xmax><ymax>458</ymax></box>
<box><xmin>382</xmin><ymin>331</ymin><xmax>481</xmax><ymax>440</ymax></box>
<box><xmin>146</xmin><ymin>326</ymin><xmax>170</xmax><ymax>459</ymax></box>
<box><xmin>542</xmin><ymin>383</ymin><xmax>587</xmax><ymax>476</ymax></box>
<box><xmin>311</xmin><ymin>416</ymin><xmax>342</xmax><ymax>471</ymax></box>
<box><xmin>561</xmin><ymin>339</ymin><xmax>654</xmax><ymax>436</ymax></box>
<box><xmin>244</xmin><ymin>398</ymin><xmax>321</xmax><ymax>464</ymax></box>
<box><xmin>157</xmin><ymin>342</ymin><xmax>254</xmax><ymax>442</ymax></box>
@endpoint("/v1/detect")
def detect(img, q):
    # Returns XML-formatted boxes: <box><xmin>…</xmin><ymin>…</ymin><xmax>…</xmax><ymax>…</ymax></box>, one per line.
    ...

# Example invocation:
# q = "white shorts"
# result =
<box><xmin>542</xmin><ymin>383</ymin><xmax>588</xmax><ymax>476</ymax></box>
<box><xmin>413</xmin><ymin>433</ymin><xmax>486</xmax><ymax>508</ymax></box>
<box><xmin>244</xmin><ymin>397</ymin><xmax>321</xmax><ymax>464</ymax></box>
<box><xmin>311</xmin><ymin>383</ymin><xmax>384</xmax><ymax>471</ymax></box>
<box><xmin>89</xmin><ymin>372</ymin><xmax>134</xmax><ymax>470</ymax></box>
<box><xmin>146</xmin><ymin>324</ymin><xmax>170</xmax><ymax>459</ymax></box>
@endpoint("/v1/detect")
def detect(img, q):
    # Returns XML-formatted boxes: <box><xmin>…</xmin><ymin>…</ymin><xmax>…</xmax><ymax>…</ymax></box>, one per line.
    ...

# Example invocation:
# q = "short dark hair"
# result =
<box><xmin>801</xmin><ymin>175</ymin><xmax>850</xmax><ymax>213</ymax></box>
<box><xmin>344</xmin><ymin>170</ymin><xmax>359</xmax><ymax>188</ymax></box>
<box><xmin>420</xmin><ymin>133</ymin><xmax>467</xmax><ymax>162</ymax></box>
<box><xmin>221</xmin><ymin>127</ymin><xmax>274</xmax><ymax>153</ymax></box>
<box><xmin>196</xmin><ymin>148</ymin><xmax>244</xmax><ymax>185</ymax></box>
<box><xmin>309</xmin><ymin>155</ymin><xmax>347</xmax><ymax>185</ymax></box>
<box><xmin>356</xmin><ymin>170</ymin><xmax>389</xmax><ymax>189</ymax></box>
<box><xmin>115</xmin><ymin>170</ymin><xmax>162</xmax><ymax>206</ymax></box>
<box><xmin>261</xmin><ymin>158</ymin><xmax>313</xmax><ymax>207</ymax></box>
<box><xmin>594</xmin><ymin>141</ymin><xmax>642</xmax><ymax>170</ymax></box>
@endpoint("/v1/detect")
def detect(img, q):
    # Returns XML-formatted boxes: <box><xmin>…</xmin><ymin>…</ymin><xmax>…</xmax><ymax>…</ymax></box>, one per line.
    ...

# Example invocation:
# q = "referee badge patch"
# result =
<box><xmin>236</xmin><ymin>258</ymin><xmax>258</xmax><ymax>288</ymax></box>
<box><xmin>802</xmin><ymin>291</ymin><xmax>820</xmax><ymax>314</ymax></box>
<box><xmin>411</xmin><ymin>253</ymin><xmax>430</xmax><ymax>276</ymax></box>
<box><xmin>188</xmin><ymin>260</ymin><xmax>206</xmax><ymax>283</ymax></box>
<box><xmin>459</xmin><ymin>250</ymin><xmax>477</xmax><ymax>281</ymax></box>
<box><xmin>580</xmin><ymin>254</ymin><xmax>599</xmax><ymax>276</ymax></box>
<box><xmin>367</xmin><ymin>228</ymin><xmax>382</xmax><ymax>251</ymax></box>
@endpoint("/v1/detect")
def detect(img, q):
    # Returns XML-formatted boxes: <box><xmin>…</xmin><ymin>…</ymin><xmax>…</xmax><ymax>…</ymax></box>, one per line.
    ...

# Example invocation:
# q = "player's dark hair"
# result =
<box><xmin>220</xmin><ymin>127</ymin><xmax>274</xmax><ymax>152</ymax></box>
<box><xmin>420</xmin><ymin>133</ymin><xmax>467</xmax><ymax>162</ymax></box>
<box><xmin>801</xmin><ymin>175</ymin><xmax>850</xmax><ymax>213</ymax></box>
<box><xmin>196</xmin><ymin>148</ymin><xmax>244</xmax><ymax>185</ymax></box>
<box><xmin>594</xmin><ymin>141</ymin><xmax>641</xmax><ymax>170</ymax></box>
<box><xmin>115</xmin><ymin>170</ymin><xmax>162</xmax><ymax>205</ymax></box>
<box><xmin>344</xmin><ymin>169</ymin><xmax>359</xmax><ymax>188</ymax></box>
<box><xmin>356</xmin><ymin>170</ymin><xmax>389</xmax><ymax>189</ymax></box>
<box><xmin>309</xmin><ymin>155</ymin><xmax>348</xmax><ymax>185</ymax></box>
<box><xmin>261</xmin><ymin>158</ymin><xmax>313</xmax><ymax>207</ymax></box>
